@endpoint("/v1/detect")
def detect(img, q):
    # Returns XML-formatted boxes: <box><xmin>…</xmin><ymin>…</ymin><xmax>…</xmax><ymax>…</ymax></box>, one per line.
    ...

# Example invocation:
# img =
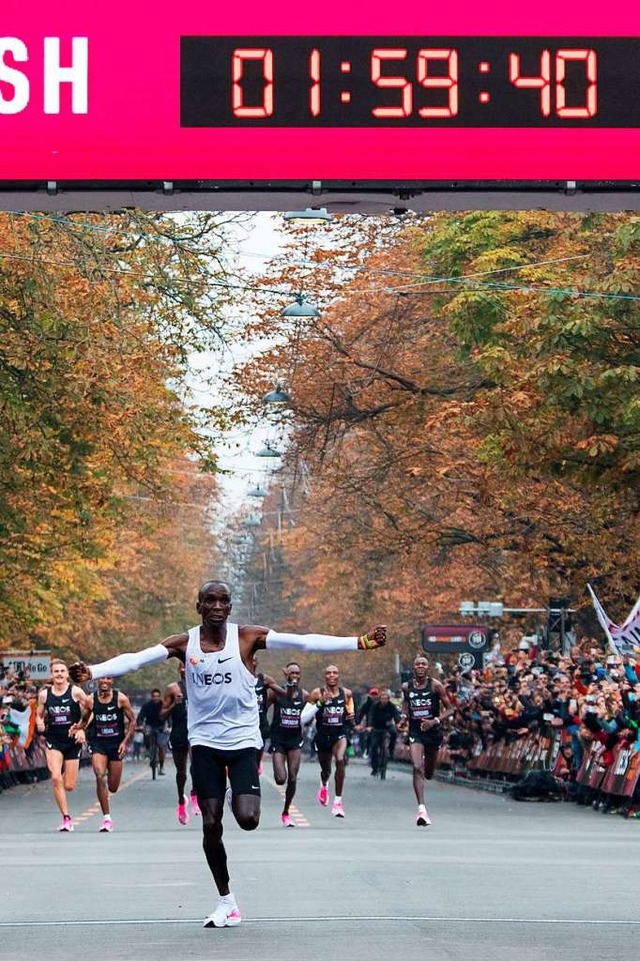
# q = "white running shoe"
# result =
<box><xmin>416</xmin><ymin>808</ymin><xmax>432</xmax><ymax>827</ymax></box>
<box><xmin>331</xmin><ymin>800</ymin><xmax>345</xmax><ymax>818</ymax></box>
<box><xmin>58</xmin><ymin>815</ymin><xmax>74</xmax><ymax>832</ymax></box>
<box><xmin>203</xmin><ymin>899</ymin><xmax>242</xmax><ymax>928</ymax></box>
<box><xmin>99</xmin><ymin>816</ymin><xmax>114</xmax><ymax>833</ymax></box>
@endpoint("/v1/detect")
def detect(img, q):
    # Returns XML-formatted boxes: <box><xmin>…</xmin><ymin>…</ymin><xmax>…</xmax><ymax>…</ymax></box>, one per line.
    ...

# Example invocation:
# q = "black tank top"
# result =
<box><xmin>255</xmin><ymin>674</ymin><xmax>267</xmax><ymax>722</ymax></box>
<box><xmin>45</xmin><ymin>685</ymin><xmax>81</xmax><ymax>740</ymax></box>
<box><xmin>317</xmin><ymin>688</ymin><xmax>347</xmax><ymax>734</ymax></box>
<box><xmin>271</xmin><ymin>688</ymin><xmax>305</xmax><ymax>736</ymax></box>
<box><xmin>170</xmin><ymin>679</ymin><xmax>188</xmax><ymax>739</ymax></box>
<box><xmin>407</xmin><ymin>678</ymin><xmax>440</xmax><ymax>735</ymax></box>
<box><xmin>92</xmin><ymin>690</ymin><xmax>125</xmax><ymax>741</ymax></box>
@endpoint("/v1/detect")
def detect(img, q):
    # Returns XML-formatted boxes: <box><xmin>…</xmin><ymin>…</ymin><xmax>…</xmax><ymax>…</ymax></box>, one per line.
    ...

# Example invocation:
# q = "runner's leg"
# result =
<box><xmin>284</xmin><ymin>748</ymin><xmax>301</xmax><ymax>814</ymax></box>
<box><xmin>92</xmin><ymin>752</ymin><xmax>110</xmax><ymax>816</ymax></box>
<box><xmin>333</xmin><ymin>737</ymin><xmax>347</xmax><ymax>796</ymax></box>
<box><xmin>172</xmin><ymin>744</ymin><xmax>189</xmax><ymax>803</ymax></box>
<box><xmin>45</xmin><ymin>748</ymin><xmax>69</xmax><ymax>818</ymax></box>
<box><xmin>107</xmin><ymin>758</ymin><xmax>123</xmax><ymax>794</ymax></box>
<box><xmin>272</xmin><ymin>749</ymin><xmax>287</xmax><ymax>787</ymax></box>
<box><xmin>410</xmin><ymin>740</ymin><xmax>426</xmax><ymax>806</ymax></box>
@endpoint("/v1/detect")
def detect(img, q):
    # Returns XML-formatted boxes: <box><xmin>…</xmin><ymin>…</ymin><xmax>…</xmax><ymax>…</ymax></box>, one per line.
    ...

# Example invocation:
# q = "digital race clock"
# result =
<box><xmin>0</xmin><ymin>2</ymin><xmax>639</xmax><ymax>185</ymax></box>
<box><xmin>181</xmin><ymin>37</ymin><xmax>633</xmax><ymax>128</ymax></box>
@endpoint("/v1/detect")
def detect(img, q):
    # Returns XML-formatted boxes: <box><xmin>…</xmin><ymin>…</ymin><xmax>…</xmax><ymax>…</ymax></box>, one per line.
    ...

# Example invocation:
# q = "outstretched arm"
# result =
<box><xmin>244</xmin><ymin>624</ymin><xmax>387</xmax><ymax>654</ymax></box>
<box><xmin>69</xmin><ymin>634</ymin><xmax>187</xmax><ymax>683</ymax></box>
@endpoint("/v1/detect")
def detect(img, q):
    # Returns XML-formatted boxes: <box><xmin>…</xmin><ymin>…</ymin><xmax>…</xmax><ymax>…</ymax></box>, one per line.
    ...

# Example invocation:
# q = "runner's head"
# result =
<box><xmin>50</xmin><ymin>659</ymin><xmax>69</xmax><ymax>685</ymax></box>
<box><xmin>413</xmin><ymin>655</ymin><xmax>429</xmax><ymax>681</ymax></box>
<box><xmin>197</xmin><ymin>580</ymin><xmax>232</xmax><ymax>625</ymax></box>
<box><xmin>284</xmin><ymin>662</ymin><xmax>301</xmax><ymax>687</ymax></box>
<box><xmin>98</xmin><ymin>676</ymin><xmax>114</xmax><ymax>694</ymax></box>
<box><xmin>324</xmin><ymin>664</ymin><xmax>339</xmax><ymax>687</ymax></box>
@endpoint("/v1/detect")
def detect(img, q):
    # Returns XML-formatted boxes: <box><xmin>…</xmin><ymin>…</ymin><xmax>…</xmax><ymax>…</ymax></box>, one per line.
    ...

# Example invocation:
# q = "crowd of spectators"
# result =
<box><xmin>442</xmin><ymin>635</ymin><xmax>640</xmax><ymax>769</ymax></box>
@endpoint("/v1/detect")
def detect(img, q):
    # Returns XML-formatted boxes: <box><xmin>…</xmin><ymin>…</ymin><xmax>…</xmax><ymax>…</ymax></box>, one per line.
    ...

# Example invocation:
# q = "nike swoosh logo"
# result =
<box><xmin>218</xmin><ymin>656</ymin><xmax>233</xmax><ymax>664</ymax></box>
<box><xmin>251</xmin><ymin>785</ymin><xmax>259</xmax><ymax>790</ymax></box>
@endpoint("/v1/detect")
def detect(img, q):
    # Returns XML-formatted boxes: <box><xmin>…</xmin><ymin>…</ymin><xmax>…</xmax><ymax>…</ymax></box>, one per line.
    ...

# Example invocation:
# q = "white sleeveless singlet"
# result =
<box><xmin>185</xmin><ymin>622</ymin><xmax>261</xmax><ymax>751</ymax></box>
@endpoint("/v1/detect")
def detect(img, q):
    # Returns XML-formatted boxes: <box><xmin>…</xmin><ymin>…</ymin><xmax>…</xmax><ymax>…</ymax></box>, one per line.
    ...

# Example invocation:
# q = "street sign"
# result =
<box><xmin>422</xmin><ymin>624</ymin><xmax>489</xmax><ymax>655</ymax></box>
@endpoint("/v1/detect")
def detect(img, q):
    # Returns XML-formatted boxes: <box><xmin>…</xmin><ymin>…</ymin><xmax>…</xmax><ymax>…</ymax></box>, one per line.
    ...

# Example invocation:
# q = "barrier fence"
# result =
<box><xmin>395</xmin><ymin>731</ymin><xmax>640</xmax><ymax>809</ymax></box>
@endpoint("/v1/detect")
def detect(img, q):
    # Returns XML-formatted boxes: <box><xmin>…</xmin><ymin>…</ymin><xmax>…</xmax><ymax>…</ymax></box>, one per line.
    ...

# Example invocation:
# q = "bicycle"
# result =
<box><xmin>147</xmin><ymin>727</ymin><xmax>159</xmax><ymax>780</ymax></box>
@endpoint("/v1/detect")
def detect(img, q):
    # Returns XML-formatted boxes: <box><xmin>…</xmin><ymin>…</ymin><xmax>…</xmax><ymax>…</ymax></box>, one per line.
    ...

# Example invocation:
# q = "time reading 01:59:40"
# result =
<box><xmin>180</xmin><ymin>36</ymin><xmax>640</xmax><ymax>128</ymax></box>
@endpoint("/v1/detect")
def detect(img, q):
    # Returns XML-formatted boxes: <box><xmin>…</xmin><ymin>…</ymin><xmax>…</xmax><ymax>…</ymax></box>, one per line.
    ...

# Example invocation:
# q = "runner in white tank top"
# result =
<box><xmin>70</xmin><ymin>580</ymin><xmax>387</xmax><ymax>929</ymax></box>
<box><xmin>185</xmin><ymin>621</ymin><xmax>261</xmax><ymax>750</ymax></box>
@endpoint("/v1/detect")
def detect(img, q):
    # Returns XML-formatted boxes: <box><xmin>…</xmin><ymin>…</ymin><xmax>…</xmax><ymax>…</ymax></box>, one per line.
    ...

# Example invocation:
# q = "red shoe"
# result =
<box><xmin>189</xmin><ymin>793</ymin><xmax>200</xmax><ymax>816</ymax></box>
<box><xmin>280</xmin><ymin>813</ymin><xmax>295</xmax><ymax>827</ymax></box>
<box><xmin>177</xmin><ymin>802</ymin><xmax>189</xmax><ymax>825</ymax></box>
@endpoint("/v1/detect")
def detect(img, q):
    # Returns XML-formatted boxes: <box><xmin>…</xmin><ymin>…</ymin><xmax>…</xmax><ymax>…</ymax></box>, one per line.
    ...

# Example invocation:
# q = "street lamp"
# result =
<box><xmin>282</xmin><ymin>294</ymin><xmax>320</xmax><ymax>318</ymax></box>
<box><xmin>262</xmin><ymin>386</ymin><xmax>291</xmax><ymax>405</ymax></box>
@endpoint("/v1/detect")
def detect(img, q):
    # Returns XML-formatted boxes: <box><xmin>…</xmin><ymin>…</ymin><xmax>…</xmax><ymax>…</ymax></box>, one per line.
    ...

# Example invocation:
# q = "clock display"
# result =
<box><xmin>181</xmin><ymin>37</ymin><xmax>637</xmax><ymax>128</ymax></box>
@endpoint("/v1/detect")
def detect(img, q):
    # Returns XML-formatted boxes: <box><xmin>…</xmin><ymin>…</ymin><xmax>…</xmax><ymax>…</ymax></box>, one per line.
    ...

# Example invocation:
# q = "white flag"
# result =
<box><xmin>587</xmin><ymin>584</ymin><xmax>640</xmax><ymax>657</ymax></box>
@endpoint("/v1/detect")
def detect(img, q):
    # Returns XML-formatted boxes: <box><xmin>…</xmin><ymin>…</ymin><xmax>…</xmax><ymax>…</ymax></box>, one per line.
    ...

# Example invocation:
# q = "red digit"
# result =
<box><xmin>556</xmin><ymin>49</ymin><xmax>597</xmax><ymax>118</ymax></box>
<box><xmin>417</xmin><ymin>49</ymin><xmax>459</xmax><ymax>118</ymax></box>
<box><xmin>371</xmin><ymin>49</ymin><xmax>412</xmax><ymax>118</ymax></box>
<box><xmin>232</xmin><ymin>48</ymin><xmax>274</xmax><ymax>118</ymax></box>
<box><xmin>309</xmin><ymin>49</ymin><xmax>321</xmax><ymax>117</ymax></box>
<box><xmin>509</xmin><ymin>50</ymin><xmax>551</xmax><ymax>117</ymax></box>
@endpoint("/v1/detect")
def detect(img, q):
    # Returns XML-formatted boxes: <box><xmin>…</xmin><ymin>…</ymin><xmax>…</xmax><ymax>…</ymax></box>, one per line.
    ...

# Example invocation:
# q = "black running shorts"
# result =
<box><xmin>89</xmin><ymin>741</ymin><xmax>121</xmax><ymax>762</ymax></box>
<box><xmin>271</xmin><ymin>735</ymin><xmax>304</xmax><ymax>753</ymax></box>
<box><xmin>191</xmin><ymin>745</ymin><xmax>261</xmax><ymax>803</ymax></box>
<box><xmin>315</xmin><ymin>731</ymin><xmax>347</xmax><ymax>753</ymax></box>
<box><xmin>45</xmin><ymin>739</ymin><xmax>82</xmax><ymax>761</ymax></box>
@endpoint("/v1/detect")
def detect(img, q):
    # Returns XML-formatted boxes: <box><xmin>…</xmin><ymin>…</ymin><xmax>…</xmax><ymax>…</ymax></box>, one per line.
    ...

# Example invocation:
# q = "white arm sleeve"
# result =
<box><xmin>90</xmin><ymin>644</ymin><xmax>169</xmax><ymax>680</ymax></box>
<box><xmin>301</xmin><ymin>702</ymin><xmax>319</xmax><ymax>725</ymax></box>
<box><xmin>265</xmin><ymin>630</ymin><xmax>358</xmax><ymax>653</ymax></box>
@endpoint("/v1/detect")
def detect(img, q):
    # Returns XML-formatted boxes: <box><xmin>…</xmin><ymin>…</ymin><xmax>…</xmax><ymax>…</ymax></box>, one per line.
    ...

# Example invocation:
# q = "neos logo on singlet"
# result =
<box><xmin>191</xmin><ymin>670</ymin><xmax>232</xmax><ymax>686</ymax></box>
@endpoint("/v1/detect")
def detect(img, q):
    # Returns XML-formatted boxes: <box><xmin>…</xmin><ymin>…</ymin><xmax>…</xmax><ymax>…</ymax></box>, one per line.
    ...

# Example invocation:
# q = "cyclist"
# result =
<box><xmin>137</xmin><ymin>688</ymin><xmax>168</xmax><ymax>777</ymax></box>
<box><xmin>359</xmin><ymin>689</ymin><xmax>401</xmax><ymax>778</ymax></box>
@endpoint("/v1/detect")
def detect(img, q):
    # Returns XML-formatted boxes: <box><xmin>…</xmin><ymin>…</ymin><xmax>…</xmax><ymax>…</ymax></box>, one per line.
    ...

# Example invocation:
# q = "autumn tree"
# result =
<box><xmin>230</xmin><ymin>211</ymin><xmax>640</xmax><ymax>668</ymax></box>
<box><xmin>0</xmin><ymin>210</ymin><xmax>243</xmax><ymax>649</ymax></box>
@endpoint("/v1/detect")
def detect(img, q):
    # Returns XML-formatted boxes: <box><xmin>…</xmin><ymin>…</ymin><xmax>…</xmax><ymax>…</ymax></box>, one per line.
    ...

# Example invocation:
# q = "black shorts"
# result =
<box><xmin>170</xmin><ymin>736</ymin><xmax>189</xmax><ymax>751</ymax></box>
<box><xmin>191</xmin><ymin>745</ymin><xmax>260</xmax><ymax>803</ymax></box>
<box><xmin>89</xmin><ymin>741</ymin><xmax>121</xmax><ymax>762</ymax></box>
<box><xmin>408</xmin><ymin>731</ymin><xmax>443</xmax><ymax>751</ymax></box>
<box><xmin>315</xmin><ymin>731</ymin><xmax>347</xmax><ymax>753</ymax></box>
<box><xmin>45</xmin><ymin>739</ymin><xmax>82</xmax><ymax>761</ymax></box>
<box><xmin>271</xmin><ymin>734</ymin><xmax>304</xmax><ymax>753</ymax></box>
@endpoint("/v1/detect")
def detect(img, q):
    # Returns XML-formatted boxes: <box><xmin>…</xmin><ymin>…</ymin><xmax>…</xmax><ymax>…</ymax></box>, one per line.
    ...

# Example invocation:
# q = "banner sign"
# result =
<box><xmin>1</xmin><ymin>651</ymin><xmax>51</xmax><ymax>679</ymax></box>
<box><xmin>1</xmin><ymin>2</ymin><xmax>639</xmax><ymax>183</ymax></box>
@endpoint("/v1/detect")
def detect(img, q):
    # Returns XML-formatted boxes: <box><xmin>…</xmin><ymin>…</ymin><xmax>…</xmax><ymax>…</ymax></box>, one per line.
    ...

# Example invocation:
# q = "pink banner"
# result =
<box><xmin>1</xmin><ymin>2</ymin><xmax>639</xmax><ymax>181</ymax></box>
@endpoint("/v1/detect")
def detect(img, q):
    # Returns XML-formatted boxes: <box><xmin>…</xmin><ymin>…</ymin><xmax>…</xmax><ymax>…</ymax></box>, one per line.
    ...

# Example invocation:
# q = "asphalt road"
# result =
<box><xmin>2</xmin><ymin>756</ymin><xmax>639</xmax><ymax>961</ymax></box>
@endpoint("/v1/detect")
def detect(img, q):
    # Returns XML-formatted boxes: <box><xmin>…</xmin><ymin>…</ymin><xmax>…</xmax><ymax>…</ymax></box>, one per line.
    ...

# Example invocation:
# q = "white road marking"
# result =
<box><xmin>1</xmin><ymin>916</ymin><xmax>639</xmax><ymax>928</ymax></box>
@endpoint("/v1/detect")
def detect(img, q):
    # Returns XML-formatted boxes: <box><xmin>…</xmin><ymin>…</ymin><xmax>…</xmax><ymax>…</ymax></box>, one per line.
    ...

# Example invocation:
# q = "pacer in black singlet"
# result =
<box><xmin>400</xmin><ymin>654</ymin><xmax>453</xmax><ymax>827</ymax></box>
<box><xmin>86</xmin><ymin>676</ymin><xmax>136</xmax><ymax>832</ymax></box>
<box><xmin>270</xmin><ymin>662</ymin><xmax>308</xmax><ymax>826</ymax></box>
<box><xmin>35</xmin><ymin>659</ymin><xmax>90</xmax><ymax>832</ymax></box>
<box><xmin>162</xmin><ymin>663</ymin><xmax>199</xmax><ymax>824</ymax></box>
<box><xmin>309</xmin><ymin>665</ymin><xmax>355</xmax><ymax>817</ymax></box>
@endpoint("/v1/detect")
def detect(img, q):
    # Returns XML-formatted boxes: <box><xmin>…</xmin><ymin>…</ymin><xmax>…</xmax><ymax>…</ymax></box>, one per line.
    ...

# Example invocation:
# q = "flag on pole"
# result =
<box><xmin>587</xmin><ymin>584</ymin><xmax>640</xmax><ymax>657</ymax></box>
